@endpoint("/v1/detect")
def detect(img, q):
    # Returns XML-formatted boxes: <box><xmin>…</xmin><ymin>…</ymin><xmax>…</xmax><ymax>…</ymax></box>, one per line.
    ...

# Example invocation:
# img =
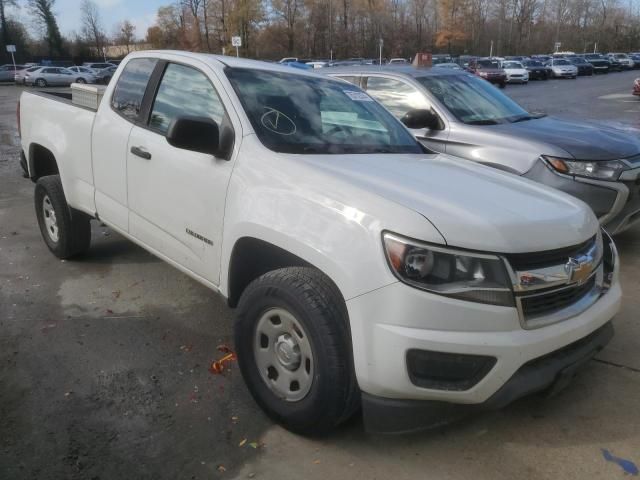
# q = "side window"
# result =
<box><xmin>365</xmin><ymin>76</ymin><xmax>431</xmax><ymax>118</ymax></box>
<box><xmin>111</xmin><ymin>58</ymin><xmax>157</xmax><ymax>122</ymax></box>
<box><xmin>149</xmin><ymin>63</ymin><xmax>225</xmax><ymax>135</ymax></box>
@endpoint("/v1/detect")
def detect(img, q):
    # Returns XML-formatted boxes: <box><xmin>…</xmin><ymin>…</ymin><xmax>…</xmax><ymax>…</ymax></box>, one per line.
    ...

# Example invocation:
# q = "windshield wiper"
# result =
<box><xmin>466</xmin><ymin>119</ymin><xmax>500</xmax><ymax>125</ymax></box>
<box><xmin>512</xmin><ymin>115</ymin><xmax>533</xmax><ymax>123</ymax></box>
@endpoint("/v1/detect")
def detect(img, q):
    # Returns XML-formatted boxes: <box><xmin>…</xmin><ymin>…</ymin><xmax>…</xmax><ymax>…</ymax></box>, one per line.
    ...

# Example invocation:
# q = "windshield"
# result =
<box><xmin>615</xmin><ymin>54</ymin><xmax>628</xmax><ymax>58</ymax></box>
<box><xmin>553</xmin><ymin>59</ymin><xmax>571</xmax><ymax>65</ymax></box>
<box><xmin>478</xmin><ymin>60</ymin><xmax>500</xmax><ymax>68</ymax></box>
<box><xmin>503</xmin><ymin>61</ymin><xmax>523</xmax><ymax>69</ymax></box>
<box><xmin>417</xmin><ymin>74</ymin><xmax>530</xmax><ymax>125</ymax></box>
<box><xmin>225</xmin><ymin>68</ymin><xmax>422</xmax><ymax>155</ymax></box>
<box><xmin>571</xmin><ymin>58</ymin><xmax>586</xmax><ymax>64</ymax></box>
<box><xmin>525</xmin><ymin>60</ymin><xmax>543</xmax><ymax>67</ymax></box>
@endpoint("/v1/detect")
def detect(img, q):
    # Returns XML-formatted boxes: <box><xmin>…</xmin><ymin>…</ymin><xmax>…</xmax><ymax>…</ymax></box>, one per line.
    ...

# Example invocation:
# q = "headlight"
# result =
<box><xmin>543</xmin><ymin>155</ymin><xmax>628</xmax><ymax>181</ymax></box>
<box><xmin>382</xmin><ymin>232</ymin><xmax>514</xmax><ymax>306</ymax></box>
<box><xmin>478</xmin><ymin>71</ymin><xmax>488</xmax><ymax>77</ymax></box>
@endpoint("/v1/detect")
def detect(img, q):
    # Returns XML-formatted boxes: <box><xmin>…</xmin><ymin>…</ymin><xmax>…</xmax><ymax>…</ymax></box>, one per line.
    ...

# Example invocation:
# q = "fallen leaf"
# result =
<box><xmin>64</xmin><ymin>391</ymin><xmax>72</xmax><ymax>397</ymax></box>
<box><xmin>209</xmin><ymin>351</ymin><xmax>237</xmax><ymax>375</ymax></box>
<box><xmin>248</xmin><ymin>442</ymin><xmax>259</xmax><ymax>449</ymax></box>
<box><xmin>313</xmin><ymin>459</ymin><xmax>321</xmax><ymax>464</ymax></box>
<box><xmin>238</xmin><ymin>438</ymin><xmax>247</xmax><ymax>447</ymax></box>
<box><xmin>217</xmin><ymin>465</ymin><xmax>226</xmax><ymax>473</ymax></box>
<box><xmin>217</xmin><ymin>344</ymin><xmax>233</xmax><ymax>354</ymax></box>
<box><xmin>180</xmin><ymin>344</ymin><xmax>193</xmax><ymax>353</ymax></box>
<box><xmin>106</xmin><ymin>309</ymin><xmax>114</xmax><ymax>315</ymax></box>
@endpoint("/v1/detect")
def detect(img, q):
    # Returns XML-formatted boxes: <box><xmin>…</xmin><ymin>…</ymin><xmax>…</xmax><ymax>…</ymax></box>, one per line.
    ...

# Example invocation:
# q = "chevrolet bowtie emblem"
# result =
<box><xmin>565</xmin><ymin>256</ymin><xmax>593</xmax><ymax>284</ymax></box>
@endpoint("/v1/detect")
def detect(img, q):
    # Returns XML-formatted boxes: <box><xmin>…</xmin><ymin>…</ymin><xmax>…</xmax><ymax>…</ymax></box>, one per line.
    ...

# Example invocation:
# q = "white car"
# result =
<box><xmin>389</xmin><ymin>58</ymin><xmax>409</xmax><ymax>64</ymax></box>
<box><xmin>501</xmin><ymin>60</ymin><xmax>529</xmax><ymax>83</ymax></box>
<box><xmin>546</xmin><ymin>58</ymin><xmax>578</xmax><ymax>78</ymax></box>
<box><xmin>18</xmin><ymin>51</ymin><xmax>621</xmax><ymax>435</ymax></box>
<box><xmin>305</xmin><ymin>61</ymin><xmax>327</xmax><ymax>69</ymax></box>
<box><xmin>607</xmin><ymin>53</ymin><xmax>635</xmax><ymax>69</ymax></box>
<box><xmin>68</xmin><ymin>65</ymin><xmax>100</xmax><ymax>76</ymax></box>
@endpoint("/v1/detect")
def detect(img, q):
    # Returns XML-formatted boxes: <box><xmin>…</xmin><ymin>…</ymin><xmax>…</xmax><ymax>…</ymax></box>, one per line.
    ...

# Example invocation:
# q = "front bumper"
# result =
<box><xmin>362</xmin><ymin>321</ymin><xmax>614</xmax><ymax>433</ymax></box>
<box><xmin>523</xmin><ymin>159</ymin><xmax>640</xmax><ymax>235</ymax></box>
<box><xmin>347</xmin><ymin>233</ymin><xmax>620</xmax><ymax>433</ymax></box>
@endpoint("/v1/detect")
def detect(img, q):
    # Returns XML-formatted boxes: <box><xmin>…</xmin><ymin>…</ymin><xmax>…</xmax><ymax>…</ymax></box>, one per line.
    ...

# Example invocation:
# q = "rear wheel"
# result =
<box><xmin>235</xmin><ymin>267</ymin><xmax>359</xmax><ymax>435</ymax></box>
<box><xmin>35</xmin><ymin>78</ymin><xmax>47</xmax><ymax>88</ymax></box>
<box><xmin>35</xmin><ymin>175</ymin><xmax>91</xmax><ymax>259</ymax></box>
<box><xmin>75</xmin><ymin>77</ymin><xmax>86</xmax><ymax>84</ymax></box>
<box><xmin>498</xmin><ymin>82</ymin><xmax>506</xmax><ymax>89</ymax></box>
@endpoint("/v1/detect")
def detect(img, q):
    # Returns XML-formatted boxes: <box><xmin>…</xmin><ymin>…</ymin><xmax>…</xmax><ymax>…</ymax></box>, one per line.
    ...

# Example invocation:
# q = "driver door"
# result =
<box><xmin>363</xmin><ymin>75</ymin><xmax>449</xmax><ymax>152</ymax></box>
<box><xmin>126</xmin><ymin>61</ymin><xmax>235</xmax><ymax>284</ymax></box>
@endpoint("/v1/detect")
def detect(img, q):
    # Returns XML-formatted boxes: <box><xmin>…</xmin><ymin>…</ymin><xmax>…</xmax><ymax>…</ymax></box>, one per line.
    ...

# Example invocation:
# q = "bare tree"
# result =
<box><xmin>115</xmin><ymin>20</ymin><xmax>136</xmax><ymax>53</ymax></box>
<box><xmin>81</xmin><ymin>0</ymin><xmax>106</xmax><ymax>56</ymax></box>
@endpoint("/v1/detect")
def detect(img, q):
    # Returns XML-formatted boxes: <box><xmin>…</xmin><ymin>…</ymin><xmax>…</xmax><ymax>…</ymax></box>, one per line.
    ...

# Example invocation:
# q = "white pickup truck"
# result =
<box><xmin>18</xmin><ymin>51</ymin><xmax>621</xmax><ymax>434</ymax></box>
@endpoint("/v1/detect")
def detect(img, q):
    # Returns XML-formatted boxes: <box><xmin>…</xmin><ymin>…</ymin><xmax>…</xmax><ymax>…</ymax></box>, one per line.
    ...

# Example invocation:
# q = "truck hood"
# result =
<box><xmin>302</xmin><ymin>153</ymin><xmax>598</xmax><ymax>253</ymax></box>
<box><xmin>490</xmin><ymin>116</ymin><xmax>640</xmax><ymax>160</ymax></box>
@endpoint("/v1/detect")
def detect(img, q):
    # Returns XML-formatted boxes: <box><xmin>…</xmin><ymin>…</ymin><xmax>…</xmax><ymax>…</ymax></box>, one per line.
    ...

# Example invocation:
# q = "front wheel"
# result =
<box><xmin>498</xmin><ymin>82</ymin><xmax>506</xmax><ymax>89</ymax></box>
<box><xmin>235</xmin><ymin>267</ymin><xmax>359</xmax><ymax>435</ymax></box>
<box><xmin>35</xmin><ymin>78</ymin><xmax>47</xmax><ymax>88</ymax></box>
<box><xmin>35</xmin><ymin>175</ymin><xmax>91</xmax><ymax>259</ymax></box>
<box><xmin>75</xmin><ymin>77</ymin><xmax>86</xmax><ymax>84</ymax></box>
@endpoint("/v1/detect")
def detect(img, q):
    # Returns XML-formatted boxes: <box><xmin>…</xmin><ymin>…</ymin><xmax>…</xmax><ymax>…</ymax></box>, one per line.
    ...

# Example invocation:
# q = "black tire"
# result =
<box><xmin>36</xmin><ymin>78</ymin><xmax>47</xmax><ymax>88</ymax></box>
<box><xmin>235</xmin><ymin>267</ymin><xmax>359</xmax><ymax>435</ymax></box>
<box><xmin>103</xmin><ymin>76</ymin><xmax>111</xmax><ymax>84</ymax></box>
<box><xmin>75</xmin><ymin>77</ymin><xmax>86</xmax><ymax>84</ymax></box>
<box><xmin>499</xmin><ymin>82</ymin><xmax>506</xmax><ymax>89</ymax></box>
<box><xmin>34</xmin><ymin>175</ymin><xmax>91</xmax><ymax>259</ymax></box>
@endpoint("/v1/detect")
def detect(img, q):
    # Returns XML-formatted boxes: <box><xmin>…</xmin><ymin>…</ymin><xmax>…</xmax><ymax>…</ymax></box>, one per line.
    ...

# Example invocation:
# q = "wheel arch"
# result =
<box><xmin>226</xmin><ymin>236</ymin><xmax>346</xmax><ymax>308</ymax></box>
<box><xmin>28</xmin><ymin>143</ymin><xmax>59</xmax><ymax>181</ymax></box>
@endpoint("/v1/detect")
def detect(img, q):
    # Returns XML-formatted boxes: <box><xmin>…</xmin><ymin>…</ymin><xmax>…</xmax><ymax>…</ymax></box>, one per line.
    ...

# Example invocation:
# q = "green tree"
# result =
<box><xmin>29</xmin><ymin>0</ymin><xmax>64</xmax><ymax>55</ymax></box>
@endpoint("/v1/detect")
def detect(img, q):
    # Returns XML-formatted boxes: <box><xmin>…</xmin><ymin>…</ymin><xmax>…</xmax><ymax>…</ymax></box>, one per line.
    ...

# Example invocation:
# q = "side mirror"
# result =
<box><xmin>401</xmin><ymin>109</ymin><xmax>442</xmax><ymax>130</ymax></box>
<box><xmin>166</xmin><ymin>116</ymin><xmax>219</xmax><ymax>156</ymax></box>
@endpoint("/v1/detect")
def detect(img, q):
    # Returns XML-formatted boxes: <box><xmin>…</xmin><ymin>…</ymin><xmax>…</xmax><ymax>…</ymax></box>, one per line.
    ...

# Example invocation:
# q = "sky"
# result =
<box><xmin>12</xmin><ymin>0</ymin><xmax>168</xmax><ymax>41</ymax></box>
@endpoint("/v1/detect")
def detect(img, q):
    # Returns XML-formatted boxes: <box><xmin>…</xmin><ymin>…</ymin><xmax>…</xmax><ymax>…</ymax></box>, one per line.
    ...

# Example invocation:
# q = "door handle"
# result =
<box><xmin>131</xmin><ymin>146</ymin><xmax>151</xmax><ymax>160</ymax></box>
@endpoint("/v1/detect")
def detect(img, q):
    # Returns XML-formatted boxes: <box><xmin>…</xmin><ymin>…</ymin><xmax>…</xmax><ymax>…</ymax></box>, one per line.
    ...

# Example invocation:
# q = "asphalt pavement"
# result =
<box><xmin>1</xmin><ymin>73</ymin><xmax>640</xmax><ymax>480</ymax></box>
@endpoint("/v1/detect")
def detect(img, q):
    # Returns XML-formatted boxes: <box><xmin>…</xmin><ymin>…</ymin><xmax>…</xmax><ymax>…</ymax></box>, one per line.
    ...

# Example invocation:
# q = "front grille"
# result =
<box><xmin>519</xmin><ymin>276</ymin><xmax>596</xmax><ymax>319</ymax></box>
<box><xmin>506</xmin><ymin>236</ymin><xmax>595</xmax><ymax>271</ymax></box>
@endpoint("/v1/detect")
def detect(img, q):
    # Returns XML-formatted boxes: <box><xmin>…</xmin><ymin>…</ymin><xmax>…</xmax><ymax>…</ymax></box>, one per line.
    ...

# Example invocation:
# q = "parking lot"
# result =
<box><xmin>1</xmin><ymin>71</ymin><xmax>640</xmax><ymax>480</ymax></box>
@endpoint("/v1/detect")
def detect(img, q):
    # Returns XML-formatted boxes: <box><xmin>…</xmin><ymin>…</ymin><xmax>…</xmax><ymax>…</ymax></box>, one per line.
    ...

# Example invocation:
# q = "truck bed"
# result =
<box><xmin>20</xmin><ymin>90</ymin><xmax>98</xmax><ymax>216</ymax></box>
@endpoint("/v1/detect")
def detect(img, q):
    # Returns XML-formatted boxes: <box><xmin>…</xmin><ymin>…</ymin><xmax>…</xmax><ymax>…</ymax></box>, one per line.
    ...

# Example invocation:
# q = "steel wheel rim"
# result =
<box><xmin>254</xmin><ymin>308</ymin><xmax>314</xmax><ymax>402</ymax></box>
<box><xmin>42</xmin><ymin>195</ymin><xmax>59</xmax><ymax>242</ymax></box>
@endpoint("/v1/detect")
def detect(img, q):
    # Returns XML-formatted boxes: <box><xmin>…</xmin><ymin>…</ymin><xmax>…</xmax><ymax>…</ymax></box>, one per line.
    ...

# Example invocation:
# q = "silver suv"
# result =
<box><xmin>323</xmin><ymin>66</ymin><xmax>640</xmax><ymax>234</ymax></box>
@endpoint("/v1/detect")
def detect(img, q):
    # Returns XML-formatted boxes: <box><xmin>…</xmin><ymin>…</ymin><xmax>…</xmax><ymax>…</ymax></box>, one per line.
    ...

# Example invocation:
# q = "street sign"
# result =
<box><xmin>554</xmin><ymin>42</ymin><xmax>561</xmax><ymax>51</ymax></box>
<box><xmin>231</xmin><ymin>36</ymin><xmax>242</xmax><ymax>47</ymax></box>
<box><xmin>6</xmin><ymin>45</ymin><xmax>15</xmax><ymax>53</ymax></box>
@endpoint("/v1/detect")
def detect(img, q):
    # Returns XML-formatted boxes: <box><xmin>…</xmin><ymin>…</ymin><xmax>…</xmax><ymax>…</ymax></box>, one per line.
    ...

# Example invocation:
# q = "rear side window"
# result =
<box><xmin>365</xmin><ymin>76</ymin><xmax>431</xmax><ymax>118</ymax></box>
<box><xmin>111</xmin><ymin>58</ymin><xmax>157</xmax><ymax>122</ymax></box>
<box><xmin>149</xmin><ymin>63</ymin><xmax>225</xmax><ymax>135</ymax></box>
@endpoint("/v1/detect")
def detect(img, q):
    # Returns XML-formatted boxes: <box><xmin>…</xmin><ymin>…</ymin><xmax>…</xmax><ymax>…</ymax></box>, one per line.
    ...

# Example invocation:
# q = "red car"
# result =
<box><xmin>634</xmin><ymin>78</ymin><xmax>640</xmax><ymax>96</ymax></box>
<box><xmin>467</xmin><ymin>59</ymin><xmax>507</xmax><ymax>88</ymax></box>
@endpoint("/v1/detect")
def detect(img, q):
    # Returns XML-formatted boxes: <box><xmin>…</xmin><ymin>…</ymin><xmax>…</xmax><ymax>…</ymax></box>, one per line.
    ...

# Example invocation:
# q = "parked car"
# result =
<box><xmin>432</xmin><ymin>62</ymin><xmax>462</xmax><ymax>70</ymax></box>
<box><xmin>568</xmin><ymin>56</ymin><xmax>594</xmax><ymax>76</ymax></box>
<box><xmin>607</xmin><ymin>56</ymin><xmax>624</xmax><ymax>72</ymax></box>
<box><xmin>107</xmin><ymin>60</ymin><xmax>122</xmax><ymax>66</ymax></box>
<box><xmin>305</xmin><ymin>61</ymin><xmax>327</xmax><ymax>69</ymax></box>
<box><xmin>607</xmin><ymin>53</ymin><xmax>634</xmax><ymax>69</ymax></box>
<box><xmin>522</xmin><ymin>59</ymin><xmax>549</xmax><ymax>80</ymax></box>
<box><xmin>501</xmin><ymin>60</ymin><xmax>529</xmax><ymax>83</ymax></box>
<box><xmin>0</xmin><ymin>64</ymin><xmax>26</xmax><ymax>82</ymax></box>
<box><xmin>25</xmin><ymin>67</ymin><xmax>97</xmax><ymax>86</ymax></box>
<box><xmin>14</xmin><ymin>66</ymin><xmax>41</xmax><ymax>85</ymax></box>
<box><xmin>629</xmin><ymin>54</ymin><xmax>640</xmax><ymax>68</ymax></box>
<box><xmin>67</xmin><ymin>65</ymin><xmax>100</xmax><ymax>75</ymax></box>
<box><xmin>389</xmin><ymin>58</ymin><xmax>409</xmax><ymax>64</ymax></box>
<box><xmin>18</xmin><ymin>51</ymin><xmax>620</xmax><ymax>435</ymax></box>
<box><xmin>431</xmin><ymin>54</ymin><xmax>452</xmax><ymax>65</ymax></box>
<box><xmin>546</xmin><ymin>58</ymin><xmax>578</xmax><ymax>78</ymax></box>
<box><xmin>323</xmin><ymin>66</ymin><xmax>640</xmax><ymax>234</ymax></box>
<box><xmin>633</xmin><ymin>78</ymin><xmax>640</xmax><ymax>97</ymax></box>
<box><xmin>94</xmin><ymin>65</ymin><xmax>117</xmax><ymax>84</ymax></box>
<box><xmin>581</xmin><ymin>53</ymin><xmax>610</xmax><ymax>73</ymax></box>
<box><xmin>467</xmin><ymin>58</ymin><xmax>507</xmax><ymax>87</ymax></box>
<box><xmin>83</xmin><ymin>62</ymin><xmax>116</xmax><ymax>70</ymax></box>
